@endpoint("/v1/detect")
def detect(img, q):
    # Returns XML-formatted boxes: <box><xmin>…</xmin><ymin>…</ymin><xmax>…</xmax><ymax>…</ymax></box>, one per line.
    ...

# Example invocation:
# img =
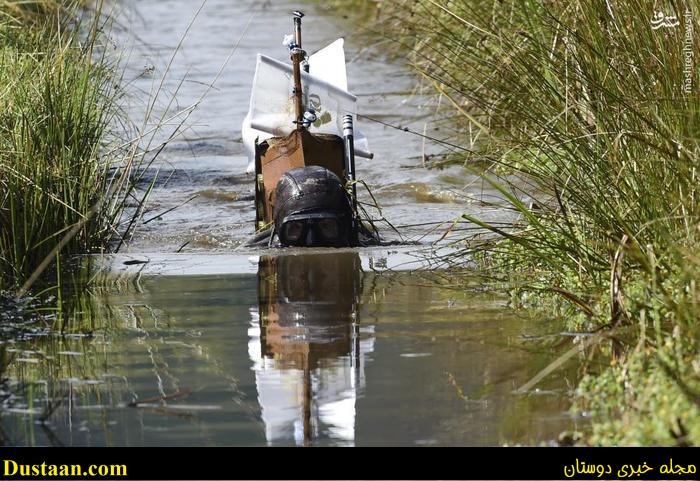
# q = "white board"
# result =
<box><xmin>242</xmin><ymin>40</ymin><xmax>371</xmax><ymax>173</ymax></box>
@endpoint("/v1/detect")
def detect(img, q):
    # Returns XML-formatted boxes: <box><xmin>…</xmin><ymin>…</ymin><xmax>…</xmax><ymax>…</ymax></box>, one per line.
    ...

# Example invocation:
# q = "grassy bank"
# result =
<box><xmin>0</xmin><ymin>0</ymin><xmax>139</xmax><ymax>295</ymax></box>
<box><xmin>339</xmin><ymin>0</ymin><xmax>700</xmax><ymax>444</ymax></box>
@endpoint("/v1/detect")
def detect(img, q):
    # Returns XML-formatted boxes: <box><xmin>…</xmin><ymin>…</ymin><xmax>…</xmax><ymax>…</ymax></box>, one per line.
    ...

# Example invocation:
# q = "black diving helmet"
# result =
<box><xmin>273</xmin><ymin>166</ymin><xmax>353</xmax><ymax>247</ymax></box>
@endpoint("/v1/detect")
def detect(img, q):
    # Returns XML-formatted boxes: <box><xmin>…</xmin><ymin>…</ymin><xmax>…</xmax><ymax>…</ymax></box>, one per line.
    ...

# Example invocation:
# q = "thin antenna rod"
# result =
<box><xmin>293</xmin><ymin>11</ymin><xmax>304</xmax><ymax>48</ymax></box>
<box><xmin>291</xmin><ymin>11</ymin><xmax>305</xmax><ymax>129</ymax></box>
<box><xmin>343</xmin><ymin>114</ymin><xmax>359</xmax><ymax>245</ymax></box>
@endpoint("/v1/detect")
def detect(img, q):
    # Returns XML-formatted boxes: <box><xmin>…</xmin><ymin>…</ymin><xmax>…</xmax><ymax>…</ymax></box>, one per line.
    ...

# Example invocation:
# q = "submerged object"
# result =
<box><xmin>274</xmin><ymin>166</ymin><xmax>353</xmax><ymax>247</ymax></box>
<box><xmin>242</xmin><ymin>11</ymin><xmax>375</xmax><ymax>247</ymax></box>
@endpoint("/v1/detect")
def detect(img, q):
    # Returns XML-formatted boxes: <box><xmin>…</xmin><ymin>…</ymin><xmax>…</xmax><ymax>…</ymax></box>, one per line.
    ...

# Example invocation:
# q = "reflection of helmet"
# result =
<box><xmin>273</xmin><ymin>166</ymin><xmax>352</xmax><ymax>247</ymax></box>
<box><xmin>253</xmin><ymin>252</ymin><xmax>365</xmax><ymax>446</ymax></box>
<box><xmin>258</xmin><ymin>253</ymin><xmax>361</xmax><ymax>370</ymax></box>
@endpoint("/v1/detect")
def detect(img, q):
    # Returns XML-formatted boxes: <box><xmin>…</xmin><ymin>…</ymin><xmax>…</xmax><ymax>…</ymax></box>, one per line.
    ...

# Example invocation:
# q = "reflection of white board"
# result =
<box><xmin>242</xmin><ymin>39</ymin><xmax>371</xmax><ymax>174</ymax></box>
<box><xmin>247</xmin><ymin>308</ymin><xmax>374</xmax><ymax>446</ymax></box>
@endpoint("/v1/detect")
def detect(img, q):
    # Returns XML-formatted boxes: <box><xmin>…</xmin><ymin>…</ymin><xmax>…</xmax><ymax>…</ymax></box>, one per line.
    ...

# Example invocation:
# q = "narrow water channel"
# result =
<box><xmin>114</xmin><ymin>0</ymin><xmax>515</xmax><ymax>251</ymax></box>
<box><xmin>2</xmin><ymin>252</ymin><xmax>574</xmax><ymax>446</ymax></box>
<box><xmin>0</xmin><ymin>0</ymin><xmax>577</xmax><ymax>446</ymax></box>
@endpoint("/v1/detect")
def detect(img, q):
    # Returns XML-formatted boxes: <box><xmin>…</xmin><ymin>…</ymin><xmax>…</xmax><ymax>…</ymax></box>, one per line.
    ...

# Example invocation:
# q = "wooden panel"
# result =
<box><xmin>258</xmin><ymin>130</ymin><xmax>345</xmax><ymax>223</ymax></box>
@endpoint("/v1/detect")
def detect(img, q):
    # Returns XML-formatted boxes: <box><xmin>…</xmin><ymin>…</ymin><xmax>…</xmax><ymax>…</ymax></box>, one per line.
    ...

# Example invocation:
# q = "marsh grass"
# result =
<box><xmin>0</xmin><ymin>0</ymin><xmax>253</xmax><ymax>443</ymax></box>
<box><xmin>0</xmin><ymin>0</ymin><xmax>210</xmax><ymax>298</ymax></box>
<box><xmin>359</xmin><ymin>0</ymin><xmax>700</xmax><ymax>443</ymax></box>
<box><xmin>0</xmin><ymin>1</ymin><xmax>125</xmax><ymax>291</ymax></box>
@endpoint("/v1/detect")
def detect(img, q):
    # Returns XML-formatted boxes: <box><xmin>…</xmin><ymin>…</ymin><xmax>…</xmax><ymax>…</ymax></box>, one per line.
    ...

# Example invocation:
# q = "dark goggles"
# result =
<box><xmin>278</xmin><ymin>213</ymin><xmax>347</xmax><ymax>247</ymax></box>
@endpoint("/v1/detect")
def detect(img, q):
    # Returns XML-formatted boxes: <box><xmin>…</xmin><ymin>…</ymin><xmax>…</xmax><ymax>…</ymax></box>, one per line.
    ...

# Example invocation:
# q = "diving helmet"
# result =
<box><xmin>273</xmin><ymin>166</ymin><xmax>353</xmax><ymax>247</ymax></box>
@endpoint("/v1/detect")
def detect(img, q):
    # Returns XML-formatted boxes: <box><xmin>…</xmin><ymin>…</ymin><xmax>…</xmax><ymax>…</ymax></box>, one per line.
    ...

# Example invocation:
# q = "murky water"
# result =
<box><xmin>0</xmin><ymin>1</ymin><xmax>577</xmax><ymax>446</ymax></box>
<box><xmin>0</xmin><ymin>252</ymin><xmax>575</xmax><ymax>446</ymax></box>
<box><xmin>111</xmin><ymin>0</ymin><xmax>515</xmax><ymax>252</ymax></box>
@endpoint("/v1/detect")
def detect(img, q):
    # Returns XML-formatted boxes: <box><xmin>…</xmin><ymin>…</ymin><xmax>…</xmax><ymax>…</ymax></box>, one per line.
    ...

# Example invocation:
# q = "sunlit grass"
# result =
<box><xmin>0</xmin><ymin>0</ymin><xmax>194</xmax><ymax>296</ymax></box>
<box><xmin>0</xmin><ymin>1</ymin><xmax>124</xmax><ymax>291</ymax></box>
<box><xmin>364</xmin><ymin>0</ymin><xmax>700</xmax><ymax>444</ymax></box>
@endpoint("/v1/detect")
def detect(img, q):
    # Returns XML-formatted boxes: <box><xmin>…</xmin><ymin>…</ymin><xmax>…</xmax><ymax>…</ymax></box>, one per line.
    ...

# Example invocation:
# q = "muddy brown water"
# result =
<box><xmin>112</xmin><ymin>0</ymin><xmax>516</xmax><ymax>251</ymax></box>
<box><xmin>0</xmin><ymin>1</ymin><xmax>578</xmax><ymax>446</ymax></box>
<box><xmin>1</xmin><ymin>251</ymin><xmax>577</xmax><ymax>446</ymax></box>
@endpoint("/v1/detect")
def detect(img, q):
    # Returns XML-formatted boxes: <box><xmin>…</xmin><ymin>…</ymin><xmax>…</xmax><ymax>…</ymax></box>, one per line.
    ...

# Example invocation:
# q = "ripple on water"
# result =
<box><xmin>196</xmin><ymin>189</ymin><xmax>239</xmax><ymax>202</ymax></box>
<box><xmin>1</xmin><ymin>252</ymin><xmax>575</xmax><ymax>446</ymax></box>
<box><xmin>114</xmin><ymin>0</ymin><xmax>510</xmax><ymax>251</ymax></box>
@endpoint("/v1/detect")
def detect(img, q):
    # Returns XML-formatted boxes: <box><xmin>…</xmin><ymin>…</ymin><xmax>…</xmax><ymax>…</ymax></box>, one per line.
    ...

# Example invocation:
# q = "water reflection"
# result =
<box><xmin>248</xmin><ymin>253</ymin><xmax>372</xmax><ymax>446</ymax></box>
<box><xmin>0</xmin><ymin>254</ymin><xmax>576</xmax><ymax>446</ymax></box>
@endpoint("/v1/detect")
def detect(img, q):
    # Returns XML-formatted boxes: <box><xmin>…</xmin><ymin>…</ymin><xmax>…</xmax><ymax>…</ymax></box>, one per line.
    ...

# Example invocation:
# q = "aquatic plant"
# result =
<box><xmin>350</xmin><ymin>0</ymin><xmax>700</xmax><ymax>444</ymax></box>
<box><xmin>0</xmin><ymin>0</ymin><xmax>199</xmax><ymax>297</ymax></box>
<box><xmin>0</xmin><ymin>1</ymin><xmax>118</xmax><ymax>290</ymax></box>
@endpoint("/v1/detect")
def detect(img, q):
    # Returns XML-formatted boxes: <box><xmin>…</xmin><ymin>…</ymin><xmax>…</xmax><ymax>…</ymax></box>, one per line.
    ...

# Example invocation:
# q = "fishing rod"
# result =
<box><xmin>355</xmin><ymin>112</ymin><xmax>477</xmax><ymax>155</ymax></box>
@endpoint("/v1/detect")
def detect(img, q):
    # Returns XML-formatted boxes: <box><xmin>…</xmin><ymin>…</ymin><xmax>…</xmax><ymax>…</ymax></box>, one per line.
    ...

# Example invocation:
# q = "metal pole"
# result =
<box><xmin>291</xmin><ymin>12</ymin><xmax>305</xmax><ymax>129</ymax></box>
<box><xmin>343</xmin><ymin>115</ymin><xmax>358</xmax><ymax>243</ymax></box>
<box><xmin>291</xmin><ymin>49</ymin><xmax>304</xmax><ymax>130</ymax></box>
<box><xmin>293</xmin><ymin>11</ymin><xmax>309</xmax><ymax>73</ymax></box>
<box><xmin>293</xmin><ymin>11</ymin><xmax>304</xmax><ymax>48</ymax></box>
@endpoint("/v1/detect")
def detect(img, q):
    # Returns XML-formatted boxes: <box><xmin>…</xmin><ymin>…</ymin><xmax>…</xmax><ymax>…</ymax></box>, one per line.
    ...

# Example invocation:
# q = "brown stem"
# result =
<box><xmin>291</xmin><ymin>49</ymin><xmax>304</xmax><ymax>130</ymax></box>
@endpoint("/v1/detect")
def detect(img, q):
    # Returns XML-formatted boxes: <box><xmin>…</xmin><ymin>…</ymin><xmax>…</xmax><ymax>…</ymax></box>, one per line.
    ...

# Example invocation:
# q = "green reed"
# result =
<box><xmin>358</xmin><ymin>0</ymin><xmax>700</xmax><ymax>444</ymax></box>
<box><xmin>0</xmin><ymin>1</ymin><xmax>112</xmax><ymax>290</ymax></box>
<box><xmin>0</xmin><ymin>0</ymin><xmax>167</xmax><ymax>296</ymax></box>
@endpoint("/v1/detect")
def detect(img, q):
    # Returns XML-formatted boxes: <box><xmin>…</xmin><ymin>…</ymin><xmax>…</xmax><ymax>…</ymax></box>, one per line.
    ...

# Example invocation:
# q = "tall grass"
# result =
<box><xmin>407</xmin><ymin>0</ymin><xmax>697</xmax><ymax>272</ymax></box>
<box><xmin>0</xmin><ymin>1</ymin><xmax>146</xmax><ymax>293</ymax></box>
<box><xmin>362</xmin><ymin>0</ymin><xmax>700</xmax><ymax>444</ymax></box>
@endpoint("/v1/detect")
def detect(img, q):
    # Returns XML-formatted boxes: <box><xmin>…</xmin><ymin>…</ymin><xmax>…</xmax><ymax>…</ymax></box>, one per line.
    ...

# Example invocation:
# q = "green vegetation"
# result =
<box><xmin>0</xmin><ymin>1</ymin><xmax>142</xmax><ymax>295</ymax></box>
<box><xmin>344</xmin><ymin>0</ymin><xmax>699</xmax><ymax>444</ymax></box>
<box><xmin>2</xmin><ymin>0</ymin><xmax>698</xmax><ymax>445</ymax></box>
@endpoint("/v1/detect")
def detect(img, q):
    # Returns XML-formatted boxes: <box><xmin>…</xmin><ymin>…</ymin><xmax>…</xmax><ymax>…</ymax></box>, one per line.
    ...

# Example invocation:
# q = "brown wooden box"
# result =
<box><xmin>255</xmin><ymin>129</ymin><xmax>345</xmax><ymax>227</ymax></box>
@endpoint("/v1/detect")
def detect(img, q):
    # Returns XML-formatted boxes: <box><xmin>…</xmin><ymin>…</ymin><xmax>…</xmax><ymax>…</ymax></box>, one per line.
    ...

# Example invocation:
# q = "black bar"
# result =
<box><xmin>1</xmin><ymin>447</ymin><xmax>699</xmax><ymax>480</ymax></box>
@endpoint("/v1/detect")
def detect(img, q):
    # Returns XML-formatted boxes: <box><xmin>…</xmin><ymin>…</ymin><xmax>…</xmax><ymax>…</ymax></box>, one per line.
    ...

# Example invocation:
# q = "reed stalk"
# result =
<box><xmin>352</xmin><ymin>0</ymin><xmax>700</xmax><ymax>444</ymax></box>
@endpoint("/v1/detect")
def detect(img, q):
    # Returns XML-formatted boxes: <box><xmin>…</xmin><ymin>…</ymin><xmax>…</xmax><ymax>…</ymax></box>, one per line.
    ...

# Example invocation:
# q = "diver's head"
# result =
<box><xmin>274</xmin><ymin>166</ymin><xmax>352</xmax><ymax>247</ymax></box>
